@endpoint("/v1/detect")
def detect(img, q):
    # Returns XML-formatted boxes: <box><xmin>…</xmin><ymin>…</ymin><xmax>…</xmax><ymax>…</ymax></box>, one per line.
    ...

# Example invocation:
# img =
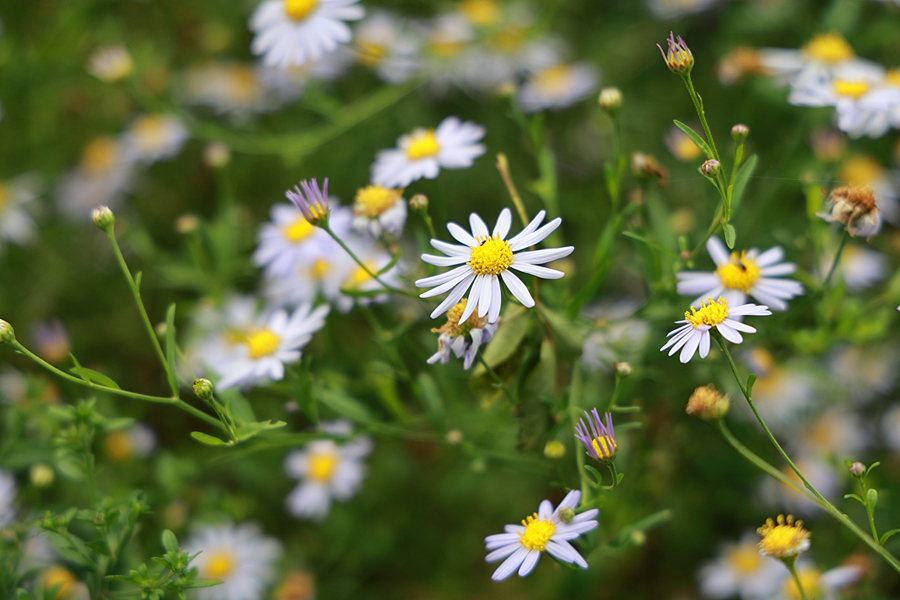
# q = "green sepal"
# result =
<box><xmin>746</xmin><ymin>373</ymin><xmax>757</xmax><ymax>396</ymax></box>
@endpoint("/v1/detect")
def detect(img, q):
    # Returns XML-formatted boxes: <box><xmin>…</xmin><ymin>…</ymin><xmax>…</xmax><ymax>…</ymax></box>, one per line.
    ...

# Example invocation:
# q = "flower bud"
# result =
<box><xmin>91</xmin><ymin>205</ymin><xmax>115</xmax><ymax>230</ymax></box>
<box><xmin>30</xmin><ymin>464</ymin><xmax>55</xmax><ymax>488</ymax></box>
<box><xmin>557</xmin><ymin>506</ymin><xmax>575</xmax><ymax>523</ymax></box>
<box><xmin>658</xmin><ymin>32</ymin><xmax>694</xmax><ymax>76</ymax></box>
<box><xmin>409</xmin><ymin>194</ymin><xmax>428</xmax><ymax>213</ymax></box>
<box><xmin>544</xmin><ymin>440</ymin><xmax>565</xmax><ymax>459</ymax></box>
<box><xmin>615</xmin><ymin>362</ymin><xmax>632</xmax><ymax>377</ymax></box>
<box><xmin>700</xmin><ymin>159</ymin><xmax>721</xmax><ymax>178</ymax></box>
<box><xmin>632</xmin><ymin>152</ymin><xmax>669</xmax><ymax>188</ymax></box>
<box><xmin>598</xmin><ymin>87</ymin><xmax>622</xmax><ymax>114</ymax></box>
<box><xmin>849</xmin><ymin>461</ymin><xmax>866</xmax><ymax>478</ymax></box>
<box><xmin>731</xmin><ymin>124</ymin><xmax>749</xmax><ymax>142</ymax></box>
<box><xmin>0</xmin><ymin>320</ymin><xmax>15</xmax><ymax>346</ymax></box>
<box><xmin>192</xmin><ymin>378</ymin><xmax>214</xmax><ymax>400</ymax></box>
<box><xmin>203</xmin><ymin>141</ymin><xmax>231</xmax><ymax>169</ymax></box>
<box><xmin>686</xmin><ymin>384</ymin><xmax>730</xmax><ymax>422</ymax></box>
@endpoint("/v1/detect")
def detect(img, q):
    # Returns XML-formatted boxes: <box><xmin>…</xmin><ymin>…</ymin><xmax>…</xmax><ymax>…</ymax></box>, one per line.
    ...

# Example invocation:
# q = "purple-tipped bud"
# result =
<box><xmin>731</xmin><ymin>124</ymin><xmax>749</xmax><ymax>142</ymax></box>
<box><xmin>658</xmin><ymin>32</ymin><xmax>694</xmax><ymax>76</ymax></box>
<box><xmin>700</xmin><ymin>159</ymin><xmax>721</xmax><ymax>177</ymax></box>
<box><xmin>286</xmin><ymin>178</ymin><xmax>331</xmax><ymax>226</ymax></box>
<box><xmin>574</xmin><ymin>408</ymin><xmax>617</xmax><ymax>462</ymax></box>
<box><xmin>849</xmin><ymin>461</ymin><xmax>866</xmax><ymax>477</ymax></box>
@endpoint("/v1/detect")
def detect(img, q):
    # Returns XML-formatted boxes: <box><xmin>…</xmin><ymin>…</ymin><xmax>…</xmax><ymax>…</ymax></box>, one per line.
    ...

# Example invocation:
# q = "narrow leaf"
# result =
<box><xmin>134</xmin><ymin>271</ymin><xmax>142</xmax><ymax>291</ymax></box>
<box><xmin>67</xmin><ymin>366</ymin><xmax>122</xmax><ymax>390</ymax></box>
<box><xmin>746</xmin><ymin>373</ymin><xmax>757</xmax><ymax>397</ymax></box>
<box><xmin>723</xmin><ymin>223</ymin><xmax>736</xmax><ymax>249</ymax></box>
<box><xmin>164</xmin><ymin>303</ymin><xmax>178</xmax><ymax>395</ymax></box>
<box><xmin>69</xmin><ymin>353</ymin><xmax>89</xmax><ymax>383</ymax></box>
<box><xmin>673</xmin><ymin>120</ymin><xmax>713</xmax><ymax>159</ymax></box>
<box><xmin>190</xmin><ymin>432</ymin><xmax>229</xmax><ymax>446</ymax></box>
<box><xmin>731</xmin><ymin>154</ymin><xmax>758</xmax><ymax>213</ymax></box>
<box><xmin>881</xmin><ymin>529</ymin><xmax>900</xmax><ymax>545</ymax></box>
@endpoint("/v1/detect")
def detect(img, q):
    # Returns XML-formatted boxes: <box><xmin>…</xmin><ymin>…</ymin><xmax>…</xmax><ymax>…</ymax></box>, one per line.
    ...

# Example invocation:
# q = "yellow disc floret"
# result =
<box><xmin>726</xmin><ymin>543</ymin><xmax>765</xmax><ymax>575</ymax></box>
<box><xmin>433</xmin><ymin>299</ymin><xmax>485</xmax><ymax>337</ymax></box>
<box><xmin>41</xmin><ymin>566</ymin><xmax>78</xmax><ymax>600</ymax></box>
<box><xmin>81</xmin><ymin>136</ymin><xmax>118</xmax><ymax>175</ymax></box>
<box><xmin>205</xmin><ymin>550</ymin><xmax>236</xmax><ymax>579</ymax></box>
<box><xmin>833</xmin><ymin>79</ymin><xmax>870</xmax><ymax>99</ymax></box>
<box><xmin>284</xmin><ymin>0</ymin><xmax>319</xmax><ymax>21</ymax></box>
<box><xmin>247</xmin><ymin>328</ymin><xmax>281</xmax><ymax>359</ymax></box>
<box><xmin>308</xmin><ymin>450</ymin><xmax>339</xmax><ymax>482</ymax></box>
<box><xmin>405</xmin><ymin>129</ymin><xmax>440</xmax><ymax>160</ymax></box>
<box><xmin>803</xmin><ymin>33</ymin><xmax>854</xmax><ymax>63</ymax></box>
<box><xmin>591</xmin><ymin>435</ymin><xmax>617</xmax><ymax>460</ymax></box>
<box><xmin>284</xmin><ymin>217</ymin><xmax>315</xmax><ymax>242</ymax></box>
<box><xmin>357</xmin><ymin>42</ymin><xmax>386</xmax><ymax>66</ymax></box>
<box><xmin>534</xmin><ymin>65</ymin><xmax>572</xmax><ymax>96</ymax></box>
<box><xmin>355</xmin><ymin>185</ymin><xmax>402</xmax><ymax>217</ymax></box>
<box><xmin>715</xmin><ymin>251</ymin><xmax>761</xmax><ymax>293</ymax></box>
<box><xmin>468</xmin><ymin>235</ymin><xmax>514</xmax><ymax>275</ymax></box>
<box><xmin>685</xmin><ymin>297</ymin><xmax>730</xmax><ymax>328</ymax></box>
<box><xmin>757</xmin><ymin>514</ymin><xmax>811</xmax><ymax>558</ymax></box>
<box><xmin>519</xmin><ymin>514</ymin><xmax>555</xmax><ymax>551</ymax></box>
<box><xmin>131</xmin><ymin>114</ymin><xmax>169</xmax><ymax>151</ymax></box>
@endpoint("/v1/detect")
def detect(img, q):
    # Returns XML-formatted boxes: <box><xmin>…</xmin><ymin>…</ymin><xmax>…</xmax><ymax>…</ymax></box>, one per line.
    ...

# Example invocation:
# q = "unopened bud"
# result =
<box><xmin>0</xmin><ymin>320</ymin><xmax>15</xmax><ymax>346</ymax></box>
<box><xmin>445</xmin><ymin>429</ymin><xmax>464</xmax><ymax>444</ymax></box>
<box><xmin>91</xmin><ymin>205</ymin><xmax>115</xmax><ymax>230</ymax></box>
<box><xmin>544</xmin><ymin>440</ymin><xmax>565</xmax><ymax>459</ymax></box>
<box><xmin>30</xmin><ymin>464</ymin><xmax>55</xmax><ymax>488</ymax></box>
<box><xmin>409</xmin><ymin>194</ymin><xmax>428</xmax><ymax>212</ymax></box>
<box><xmin>598</xmin><ymin>87</ymin><xmax>622</xmax><ymax>113</ymax></box>
<box><xmin>731</xmin><ymin>124</ymin><xmax>749</xmax><ymax>142</ymax></box>
<box><xmin>686</xmin><ymin>384</ymin><xmax>730</xmax><ymax>422</ymax></box>
<box><xmin>700</xmin><ymin>159</ymin><xmax>721</xmax><ymax>178</ymax></box>
<box><xmin>658</xmin><ymin>32</ymin><xmax>694</xmax><ymax>76</ymax></box>
<box><xmin>192</xmin><ymin>378</ymin><xmax>214</xmax><ymax>400</ymax></box>
<box><xmin>849</xmin><ymin>461</ymin><xmax>866</xmax><ymax>478</ymax></box>
<box><xmin>203</xmin><ymin>142</ymin><xmax>231</xmax><ymax>169</ymax></box>
<box><xmin>558</xmin><ymin>506</ymin><xmax>575</xmax><ymax>523</ymax></box>
<box><xmin>615</xmin><ymin>362</ymin><xmax>632</xmax><ymax>377</ymax></box>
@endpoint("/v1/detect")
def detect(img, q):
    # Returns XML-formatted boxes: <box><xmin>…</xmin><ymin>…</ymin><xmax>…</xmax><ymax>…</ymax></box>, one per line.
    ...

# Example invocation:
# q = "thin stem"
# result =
<box><xmin>496</xmin><ymin>153</ymin><xmax>530</xmax><ymax>226</ymax></box>
<box><xmin>786</xmin><ymin>561</ymin><xmax>810</xmax><ymax>600</ymax></box>
<box><xmin>821</xmin><ymin>230</ymin><xmax>850</xmax><ymax>291</ymax></box>
<box><xmin>103</xmin><ymin>228</ymin><xmax>179</xmax><ymax>397</ymax></box>
<box><xmin>681</xmin><ymin>74</ymin><xmax>720</xmax><ymax>162</ymax></box>
<box><xmin>568</xmin><ymin>361</ymin><xmax>592</xmax><ymax>508</ymax></box>
<box><xmin>716</xmin><ymin>422</ymin><xmax>811</xmax><ymax>499</ymax></box>
<box><xmin>321</xmin><ymin>224</ymin><xmax>415</xmax><ymax>296</ymax></box>
<box><xmin>477</xmin><ymin>354</ymin><xmax>517</xmax><ymax>406</ymax></box>
<box><xmin>687</xmin><ymin>204</ymin><xmax>724</xmax><ymax>260</ymax></box>
<box><xmin>11</xmin><ymin>340</ymin><xmax>223</xmax><ymax>430</ymax></box>
<box><xmin>858</xmin><ymin>478</ymin><xmax>880</xmax><ymax>542</ymax></box>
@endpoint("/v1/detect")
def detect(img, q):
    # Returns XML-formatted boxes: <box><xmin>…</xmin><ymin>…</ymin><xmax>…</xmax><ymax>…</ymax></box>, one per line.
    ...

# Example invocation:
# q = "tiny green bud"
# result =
<box><xmin>409</xmin><ymin>194</ymin><xmax>428</xmax><ymax>213</ymax></box>
<box><xmin>91</xmin><ymin>205</ymin><xmax>115</xmax><ymax>230</ymax></box>
<box><xmin>686</xmin><ymin>384</ymin><xmax>730</xmax><ymax>422</ymax></box>
<box><xmin>615</xmin><ymin>362</ymin><xmax>632</xmax><ymax>377</ymax></box>
<box><xmin>544</xmin><ymin>440</ymin><xmax>565</xmax><ymax>459</ymax></box>
<box><xmin>700</xmin><ymin>159</ymin><xmax>721</xmax><ymax>178</ymax></box>
<box><xmin>192</xmin><ymin>378</ymin><xmax>214</xmax><ymax>400</ymax></box>
<box><xmin>849</xmin><ymin>461</ymin><xmax>866</xmax><ymax>477</ymax></box>
<box><xmin>558</xmin><ymin>506</ymin><xmax>575</xmax><ymax>523</ymax></box>
<box><xmin>0</xmin><ymin>320</ymin><xmax>15</xmax><ymax>346</ymax></box>
<box><xmin>731</xmin><ymin>124</ymin><xmax>749</xmax><ymax>142</ymax></box>
<box><xmin>598</xmin><ymin>87</ymin><xmax>622</xmax><ymax>113</ymax></box>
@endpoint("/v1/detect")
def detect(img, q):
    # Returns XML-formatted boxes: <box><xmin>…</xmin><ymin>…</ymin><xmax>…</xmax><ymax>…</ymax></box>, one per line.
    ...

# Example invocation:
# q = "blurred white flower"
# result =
<box><xmin>0</xmin><ymin>469</ymin><xmax>16</xmax><ymax>527</ymax></box>
<box><xmin>646</xmin><ymin>0</ymin><xmax>723</xmax><ymax>20</ymax></box>
<box><xmin>757</xmin><ymin>456</ymin><xmax>840</xmax><ymax>514</ymax></box>
<box><xmin>351</xmin><ymin>184</ymin><xmax>407</xmax><ymax>237</ymax></box>
<box><xmin>517</xmin><ymin>62</ymin><xmax>598</xmax><ymax>113</ymax></box>
<box><xmin>759</xmin><ymin>33</ymin><xmax>884</xmax><ymax>88</ymax></box>
<box><xmin>121</xmin><ymin>114</ymin><xmax>188</xmax><ymax>164</ymax></box>
<box><xmin>86</xmin><ymin>44</ymin><xmax>133</xmax><ymax>82</ymax></box>
<box><xmin>697</xmin><ymin>531</ymin><xmax>785</xmax><ymax>599</ymax></box>
<box><xmin>0</xmin><ymin>173</ymin><xmax>39</xmax><ymax>252</ymax></box>
<box><xmin>352</xmin><ymin>11</ymin><xmax>421</xmax><ymax>83</ymax></box>
<box><xmin>57</xmin><ymin>135</ymin><xmax>134</xmax><ymax>220</ymax></box>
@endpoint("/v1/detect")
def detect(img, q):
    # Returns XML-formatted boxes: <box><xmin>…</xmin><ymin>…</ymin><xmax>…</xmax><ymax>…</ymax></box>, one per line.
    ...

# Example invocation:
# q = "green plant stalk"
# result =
<box><xmin>821</xmin><ymin>230</ymin><xmax>850</xmax><ymax>292</ymax></box>
<box><xmin>786</xmin><ymin>560</ymin><xmax>810</xmax><ymax>600</ymax></box>
<box><xmin>716</xmin><ymin>421</ymin><xmax>811</xmax><ymax>499</ymax></box>
<box><xmin>714</xmin><ymin>332</ymin><xmax>900</xmax><ymax>573</ymax></box>
<box><xmin>681</xmin><ymin>74</ymin><xmax>720</xmax><ymax>163</ymax></box>
<box><xmin>11</xmin><ymin>340</ymin><xmax>223</xmax><ymax>430</ymax></box>
<box><xmin>103</xmin><ymin>228</ymin><xmax>179</xmax><ymax>398</ymax></box>
<box><xmin>568</xmin><ymin>361</ymin><xmax>592</xmax><ymax>508</ymax></box>
<box><xmin>857</xmin><ymin>477</ymin><xmax>880</xmax><ymax>542</ymax></box>
<box><xmin>322</xmin><ymin>223</ymin><xmax>415</xmax><ymax>296</ymax></box>
<box><xmin>497</xmin><ymin>153</ymin><xmax>530</xmax><ymax>226</ymax></box>
<box><xmin>477</xmin><ymin>354</ymin><xmax>517</xmax><ymax>406</ymax></box>
<box><xmin>688</xmin><ymin>203</ymin><xmax>725</xmax><ymax>260</ymax></box>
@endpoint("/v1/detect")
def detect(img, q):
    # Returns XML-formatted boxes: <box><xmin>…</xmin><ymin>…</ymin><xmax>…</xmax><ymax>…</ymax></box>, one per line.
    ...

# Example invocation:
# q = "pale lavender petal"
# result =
<box><xmin>500</xmin><ymin>270</ymin><xmax>534</xmax><ymax>307</ymax></box>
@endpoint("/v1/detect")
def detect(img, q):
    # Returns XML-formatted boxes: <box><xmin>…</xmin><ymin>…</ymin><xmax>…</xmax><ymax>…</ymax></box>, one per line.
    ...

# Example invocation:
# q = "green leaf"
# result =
<box><xmin>731</xmin><ymin>154</ymin><xmax>758</xmax><ymax>213</ymax></box>
<box><xmin>540</xmin><ymin>306</ymin><xmax>583</xmax><ymax>351</ymax></box>
<box><xmin>68</xmin><ymin>353</ymin><xmax>89</xmax><ymax>383</ymax></box>
<box><xmin>189</xmin><ymin>579</ymin><xmax>225</xmax><ymax>589</ymax></box>
<box><xmin>723</xmin><ymin>223</ymin><xmax>736</xmax><ymax>249</ymax></box>
<box><xmin>843</xmin><ymin>493</ymin><xmax>865</xmax><ymax>505</ymax></box>
<box><xmin>134</xmin><ymin>271</ymin><xmax>142</xmax><ymax>291</ymax></box>
<box><xmin>66</xmin><ymin>365</ymin><xmax>122</xmax><ymax>390</ymax></box>
<box><xmin>881</xmin><ymin>529</ymin><xmax>900</xmax><ymax>545</ymax></box>
<box><xmin>746</xmin><ymin>373</ymin><xmax>757</xmax><ymax>396</ymax></box>
<box><xmin>102</xmin><ymin>417</ymin><xmax>135</xmax><ymax>432</ymax></box>
<box><xmin>583</xmin><ymin>464</ymin><xmax>604</xmax><ymax>487</ymax></box>
<box><xmin>867</xmin><ymin>487</ymin><xmax>878</xmax><ymax>508</ymax></box>
<box><xmin>616</xmin><ymin>472</ymin><xmax>625</xmax><ymax>484</ymax></box>
<box><xmin>190</xmin><ymin>432</ymin><xmax>229</xmax><ymax>446</ymax></box>
<box><xmin>476</xmin><ymin>307</ymin><xmax>528</xmax><ymax>371</ymax></box>
<box><xmin>234</xmin><ymin>420</ymin><xmax>287</xmax><ymax>442</ymax></box>
<box><xmin>164</xmin><ymin>304</ymin><xmax>178</xmax><ymax>395</ymax></box>
<box><xmin>673</xmin><ymin>120</ymin><xmax>713</xmax><ymax>159</ymax></box>
<box><xmin>161</xmin><ymin>530</ymin><xmax>179</xmax><ymax>554</ymax></box>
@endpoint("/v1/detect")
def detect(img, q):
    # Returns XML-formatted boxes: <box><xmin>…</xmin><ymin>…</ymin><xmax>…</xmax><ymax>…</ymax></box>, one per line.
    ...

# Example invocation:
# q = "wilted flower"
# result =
<box><xmin>757</xmin><ymin>515</ymin><xmax>811</xmax><ymax>560</ymax></box>
<box><xmin>818</xmin><ymin>184</ymin><xmax>882</xmax><ymax>238</ymax></box>
<box><xmin>427</xmin><ymin>299</ymin><xmax>499</xmax><ymax>369</ymax></box>
<box><xmin>686</xmin><ymin>384</ymin><xmax>731</xmax><ymax>422</ymax></box>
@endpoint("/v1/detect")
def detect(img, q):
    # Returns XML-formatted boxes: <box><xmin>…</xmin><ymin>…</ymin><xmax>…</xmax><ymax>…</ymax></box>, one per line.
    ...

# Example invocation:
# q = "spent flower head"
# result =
<box><xmin>574</xmin><ymin>408</ymin><xmax>617</xmax><ymax>461</ymax></box>
<box><xmin>287</xmin><ymin>179</ymin><xmax>331</xmax><ymax>227</ymax></box>
<box><xmin>757</xmin><ymin>514</ymin><xmax>811</xmax><ymax>561</ymax></box>
<box><xmin>817</xmin><ymin>184</ymin><xmax>882</xmax><ymax>239</ymax></box>
<box><xmin>686</xmin><ymin>384</ymin><xmax>731</xmax><ymax>421</ymax></box>
<box><xmin>658</xmin><ymin>32</ymin><xmax>694</xmax><ymax>76</ymax></box>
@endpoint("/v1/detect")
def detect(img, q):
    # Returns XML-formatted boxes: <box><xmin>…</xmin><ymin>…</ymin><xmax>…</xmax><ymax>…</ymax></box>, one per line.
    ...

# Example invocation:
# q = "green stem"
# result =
<box><xmin>11</xmin><ymin>341</ymin><xmax>223</xmax><ymax>430</ymax></box>
<box><xmin>321</xmin><ymin>223</ymin><xmax>415</xmax><ymax>296</ymax></box>
<box><xmin>568</xmin><ymin>361</ymin><xmax>592</xmax><ymax>508</ymax></box>
<box><xmin>103</xmin><ymin>228</ymin><xmax>179</xmax><ymax>397</ymax></box>
<box><xmin>477</xmin><ymin>354</ymin><xmax>517</xmax><ymax>406</ymax></box>
<box><xmin>496</xmin><ymin>153</ymin><xmax>530</xmax><ymax>226</ymax></box>
<box><xmin>821</xmin><ymin>230</ymin><xmax>850</xmax><ymax>292</ymax></box>
<box><xmin>687</xmin><ymin>204</ymin><xmax>725</xmax><ymax>260</ymax></box>
<box><xmin>681</xmin><ymin>74</ymin><xmax>720</xmax><ymax>163</ymax></box>
<box><xmin>716</xmin><ymin>421</ymin><xmax>811</xmax><ymax>499</ymax></box>
<box><xmin>786</xmin><ymin>561</ymin><xmax>810</xmax><ymax>600</ymax></box>
<box><xmin>713</xmin><ymin>332</ymin><xmax>900</xmax><ymax>573</ymax></box>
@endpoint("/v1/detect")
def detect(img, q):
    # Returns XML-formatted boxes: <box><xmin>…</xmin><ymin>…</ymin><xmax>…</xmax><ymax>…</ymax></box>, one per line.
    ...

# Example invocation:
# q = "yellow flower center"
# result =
<box><xmin>833</xmin><ymin>79</ymin><xmax>869</xmax><ymax>99</ymax></box>
<box><xmin>757</xmin><ymin>514</ymin><xmax>811</xmax><ymax>558</ymax></box>
<box><xmin>284</xmin><ymin>217</ymin><xmax>315</xmax><ymax>242</ymax></box>
<box><xmin>534</xmin><ymin>65</ymin><xmax>572</xmax><ymax>96</ymax></box>
<box><xmin>725</xmin><ymin>544</ymin><xmax>764</xmax><ymax>575</ymax></box>
<box><xmin>346</xmin><ymin>262</ymin><xmax>377</xmax><ymax>288</ymax></box>
<box><xmin>715</xmin><ymin>251</ymin><xmax>761</xmax><ymax>293</ymax></box>
<box><xmin>0</xmin><ymin>183</ymin><xmax>9</xmax><ymax>211</ymax></box>
<box><xmin>519</xmin><ymin>513</ymin><xmax>555</xmax><ymax>551</ymax></box>
<box><xmin>591</xmin><ymin>435</ymin><xmax>617</xmax><ymax>460</ymax></box>
<box><xmin>81</xmin><ymin>136</ymin><xmax>118</xmax><ymax>175</ymax></box>
<box><xmin>839</xmin><ymin>155</ymin><xmax>882</xmax><ymax>185</ymax></box>
<box><xmin>489</xmin><ymin>26</ymin><xmax>527</xmax><ymax>52</ymax></box>
<box><xmin>429</xmin><ymin>40</ymin><xmax>465</xmax><ymax>58</ymax></box>
<box><xmin>673</xmin><ymin>135</ymin><xmax>702</xmax><ymax>161</ymax></box>
<box><xmin>468</xmin><ymin>235</ymin><xmax>514</xmax><ymax>275</ymax></box>
<box><xmin>205</xmin><ymin>550</ymin><xmax>236</xmax><ymax>579</ymax></box>
<box><xmin>247</xmin><ymin>328</ymin><xmax>281</xmax><ymax>359</ymax></box>
<box><xmin>355</xmin><ymin>185</ymin><xmax>402</xmax><ymax>217</ymax></box>
<box><xmin>229</xmin><ymin>65</ymin><xmax>260</xmax><ymax>102</ymax></box>
<box><xmin>803</xmin><ymin>33</ymin><xmax>854</xmax><ymax>63</ymax></box>
<box><xmin>284</xmin><ymin>0</ymin><xmax>319</xmax><ymax>21</ymax></box>
<box><xmin>460</xmin><ymin>0</ymin><xmax>501</xmax><ymax>26</ymax></box>
<box><xmin>684</xmin><ymin>297</ymin><xmax>730</xmax><ymax>328</ymax></box>
<box><xmin>783</xmin><ymin>570</ymin><xmax>821</xmax><ymax>600</ymax></box>
<box><xmin>434</xmin><ymin>299</ymin><xmax>484</xmax><ymax>337</ymax></box>
<box><xmin>308</xmin><ymin>450</ymin><xmax>339</xmax><ymax>482</ymax></box>
<box><xmin>886</xmin><ymin>68</ymin><xmax>900</xmax><ymax>86</ymax></box>
<box><xmin>405</xmin><ymin>129</ymin><xmax>440</xmax><ymax>160</ymax></box>
<box><xmin>132</xmin><ymin>114</ymin><xmax>170</xmax><ymax>151</ymax></box>
<box><xmin>357</xmin><ymin>41</ymin><xmax>387</xmax><ymax>66</ymax></box>
<box><xmin>104</xmin><ymin>430</ymin><xmax>133</xmax><ymax>463</ymax></box>
<box><xmin>311</xmin><ymin>258</ymin><xmax>330</xmax><ymax>278</ymax></box>
<box><xmin>42</xmin><ymin>566</ymin><xmax>78</xmax><ymax>600</ymax></box>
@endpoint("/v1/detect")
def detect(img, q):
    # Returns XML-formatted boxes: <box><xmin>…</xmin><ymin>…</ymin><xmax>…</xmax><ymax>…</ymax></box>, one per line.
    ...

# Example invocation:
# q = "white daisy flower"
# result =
<box><xmin>758</xmin><ymin>33</ymin><xmax>884</xmax><ymax>88</ymax></box>
<box><xmin>86</xmin><ymin>44</ymin><xmax>134</xmax><ymax>82</ymax></box>
<box><xmin>661</xmin><ymin>297</ymin><xmax>771</xmax><ymax>364</ymax></box>
<box><xmin>352</xmin><ymin>11</ymin><xmax>421</xmax><ymax>84</ymax></box>
<box><xmin>516</xmin><ymin>61</ymin><xmax>599</xmax><ymax>113</ymax></box>
<box><xmin>56</xmin><ymin>135</ymin><xmax>135</xmax><ymax>220</ymax></box>
<box><xmin>416</xmin><ymin>208</ymin><xmax>573</xmax><ymax>324</ymax></box>
<box><xmin>214</xmin><ymin>303</ymin><xmax>330</xmax><ymax>390</ymax></box>
<box><xmin>795</xmin><ymin>409</ymin><xmax>869</xmax><ymax>460</ymax></box>
<box><xmin>183</xmin><ymin>61</ymin><xmax>294</xmax><ymax>116</ymax></box>
<box><xmin>0</xmin><ymin>173</ymin><xmax>39</xmax><ymax>252</ymax></box>
<box><xmin>774</xmin><ymin>563</ymin><xmax>864</xmax><ymax>600</ymax></box>
<box><xmin>334</xmin><ymin>243</ymin><xmax>401</xmax><ymax>313</ymax></box>
<box><xmin>696</xmin><ymin>531</ymin><xmax>785</xmax><ymax>600</ymax></box>
<box><xmin>414</xmin><ymin>14</ymin><xmax>475</xmax><ymax>94</ymax></box>
<box><xmin>184</xmin><ymin>522</ymin><xmax>282</xmax><ymax>600</ymax></box>
<box><xmin>676</xmin><ymin>236</ymin><xmax>803</xmax><ymax>311</ymax></box>
<box><xmin>352</xmin><ymin>184</ymin><xmax>407</xmax><ymax>237</ymax></box>
<box><xmin>484</xmin><ymin>489</ymin><xmax>598</xmax><ymax>581</ymax></box>
<box><xmin>263</xmin><ymin>250</ymin><xmax>355</xmax><ymax>310</ymax></box>
<box><xmin>828</xmin><ymin>243</ymin><xmax>888</xmax><ymax>290</ymax></box>
<box><xmin>284</xmin><ymin>420</ymin><xmax>372</xmax><ymax>520</ymax></box>
<box><xmin>427</xmin><ymin>299</ymin><xmax>500</xmax><ymax>369</ymax></box>
<box><xmin>0</xmin><ymin>469</ymin><xmax>16</xmax><ymax>527</ymax></box>
<box><xmin>121</xmin><ymin>114</ymin><xmax>188</xmax><ymax>164</ymax></box>
<box><xmin>371</xmin><ymin>116</ymin><xmax>486</xmax><ymax>188</ymax></box>
<box><xmin>186</xmin><ymin>295</ymin><xmax>262</xmax><ymax>380</ymax></box>
<box><xmin>249</xmin><ymin>0</ymin><xmax>365</xmax><ymax>69</ymax></box>
<box><xmin>827</xmin><ymin>344</ymin><xmax>898</xmax><ymax>404</ymax></box>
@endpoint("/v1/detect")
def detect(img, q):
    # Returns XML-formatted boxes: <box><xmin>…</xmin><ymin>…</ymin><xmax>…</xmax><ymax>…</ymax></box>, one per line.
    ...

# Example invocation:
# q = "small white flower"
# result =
<box><xmin>0</xmin><ymin>469</ymin><xmax>16</xmax><ymax>527</ymax></box>
<box><xmin>352</xmin><ymin>11</ymin><xmax>421</xmax><ymax>83</ymax></box>
<box><xmin>796</xmin><ymin>409</ymin><xmax>869</xmax><ymax>460</ymax></box>
<box><xmin>661</xmin><ymin>297</ymin><xmax>771</xmax><ymax>364</ymax></box>
<box><xmin>182</xmin><ymin>61</ymin><xmax>297</xmax><ymax>116</ymax></box>
<box><xmin>516</xmin><ymin>62</ymin><xmax>599</xmax><ymax>113</ymax></box>
<box><xmin>427</xmin><ymin>299</ymin><xmax>500</xmax><ymax>369</ymax></box>
<box><xmin>351</xmin><ymin>184</ymin><xmax>407</xmax><ymax>237</ymax></box>
<box><xmin>57</xmin><ymin>135</ymin><xmax>135</xmax><ymax>221</ymax></box>
<box><xmin>86</xmin><ymin>44</ymin><xmax>133</xmax><ymax>82</ymax></box>
<box><xmin>284</xmin><ymin>420</ymin><xmax>372</xmax><ymax>520</ymax></box>
<box><xmin>0</xmin><ymin>174</ymin><xmax>39</xmax><ymax>252</ymax></box>
<box><xmin>696</xmin><ymin>531</ymin><xmax>785</xmax><ymax>600</ymax></box>
<box><xmin>371</xmin><ymin>116</ymin><xmax>486</xmax><ymax>188</ymax></box>
<box><xmin>214</xmin><ymin>303</ymin><xmax>330</xmax><ymax>390</ymax></box>
<box><xmin>184</xmin><ymin>522</ymin><xmax>282</xmax><ymax>600</ymax></box>
<box><xmin>758</xmin><ymin>33</ymin><xmax>884</xmax><ymax>88</ymax></box>
<box><xmin>484</xmin><ymin>489</ymin><xmax>598</xmax><ymax>581</ymax></box>
<box><xmin>676</xmin><ymin>236</ymin><xmax>803</xmax><ymax>311</ymax></box>
<box><xmin>737</xmin><ymin>349</ymin><xmax>817</xmax><ymax>436</ymax></box>
<box><xmin>416</xmin><ymin>208</ymin><xmax>573</xmax><ymax>324</ymax></box>
<box><xmin>121</xmin><ymin>114</ymin><xmax>188</xmax><ymax>164</ymax></box>
<box><xmin>249</xmin><ymin>0</ymin><xmax>365</xmax><ymax>69</ymax></box>
<box><xmin>827</xmin><ymin>343</ymin><xmax>898</xmax><ymax>404</ymax></box>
